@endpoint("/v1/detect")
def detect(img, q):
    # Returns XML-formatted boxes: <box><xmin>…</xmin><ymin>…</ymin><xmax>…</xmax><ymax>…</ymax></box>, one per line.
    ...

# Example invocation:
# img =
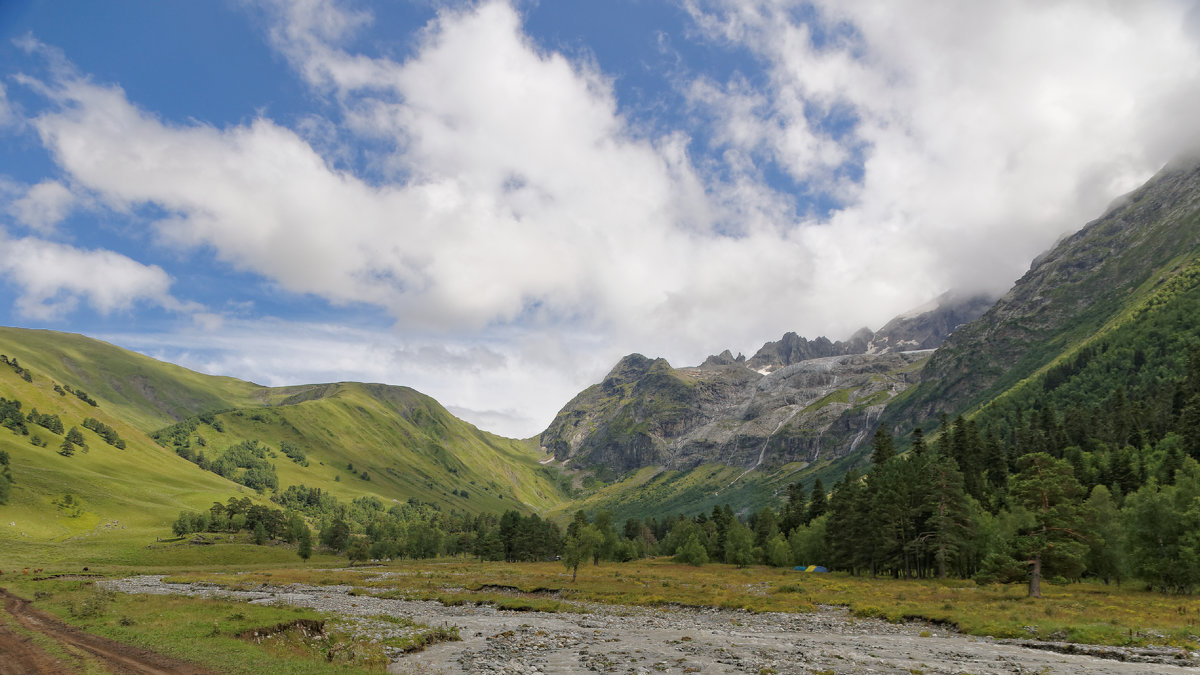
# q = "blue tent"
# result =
<box><xmin>793</xmin><ymin>565</ymin><xmax>828</xmax><ymax>573</ymax></box>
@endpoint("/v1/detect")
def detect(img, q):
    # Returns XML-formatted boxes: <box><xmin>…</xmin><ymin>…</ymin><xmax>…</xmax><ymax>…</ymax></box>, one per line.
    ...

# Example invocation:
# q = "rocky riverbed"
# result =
<box><xmin>102</xmin><ymin>576</ymin><xmax>1197</xmax><ymax>674</ymax></box>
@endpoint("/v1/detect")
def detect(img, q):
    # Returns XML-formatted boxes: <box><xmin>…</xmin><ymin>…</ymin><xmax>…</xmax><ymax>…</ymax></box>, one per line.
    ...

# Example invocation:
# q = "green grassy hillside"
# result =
<box><xmin>160</xmin><ymin>381</ymin><xmax>567</xmax><ymax>514</ymax></box>
<box><xmin>0</xmin><ymin>327</ymin><xmax>266</xmax><ymax>431</ymax></box>
<box><xmin>0</xmin><ymin>352</ymin><xmax>258</xmax><ymax>567</ymax></box>
<box><xmin>0</xmin><ymin>327</ymin><xmax>570</xmax><ymax>567</ymax></box>
<box><xmin>544</xmin><ymin>452</ymin><xmax>858</xmax><ymax>523</ymax></box>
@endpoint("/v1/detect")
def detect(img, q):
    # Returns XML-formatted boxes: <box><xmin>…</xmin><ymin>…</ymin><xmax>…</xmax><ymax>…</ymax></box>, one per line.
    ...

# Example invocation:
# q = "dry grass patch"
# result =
<box><xmin>137</xmin><ymin>559</ymin><xmax>1200</xmax><ymax>649</ymax></box>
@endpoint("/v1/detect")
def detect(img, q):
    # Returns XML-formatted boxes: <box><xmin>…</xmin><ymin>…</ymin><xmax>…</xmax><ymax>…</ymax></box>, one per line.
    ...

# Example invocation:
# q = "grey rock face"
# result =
<box><xmin>540</xmin><ymin>350</ymin><xmax>929</xmax><ymax>476</ymax></box>
<box><xmin>739</xmin><ymin>293</ymin><xmax>993</xmax><ymax>375</ymax></box>
<box><xmin>540</xmin><ymin>290</ymin><xmax>991</xmax><ymax>477</ymax></box>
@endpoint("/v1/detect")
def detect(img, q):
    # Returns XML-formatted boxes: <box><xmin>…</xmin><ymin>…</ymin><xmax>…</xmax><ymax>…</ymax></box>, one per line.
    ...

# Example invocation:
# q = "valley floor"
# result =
<box><xmin>104</xmin><ymin>575</ymin><xmax>1194</xmax><ymax>675</ymax></box>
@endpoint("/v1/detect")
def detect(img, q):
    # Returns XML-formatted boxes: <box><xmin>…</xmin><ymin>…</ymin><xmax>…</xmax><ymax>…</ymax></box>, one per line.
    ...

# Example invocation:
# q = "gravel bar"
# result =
<box><xmin>102</xmin><ymin>575</ymin><xmax>1198</xmax><ymax>674</ymax></box>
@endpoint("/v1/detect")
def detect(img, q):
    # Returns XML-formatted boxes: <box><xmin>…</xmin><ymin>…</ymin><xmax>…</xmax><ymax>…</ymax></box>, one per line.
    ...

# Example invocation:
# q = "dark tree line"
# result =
<box><xmin>82</xmin><ymin>417</ymin><xmax>124</xmax><ymax>448</ymax></box>
<box><xmin>808</xmin><ymin>397</ymin><xmax>1200</xmax><ymax>595</ymax></box>
<box><xmin>794</xmin><ymin>325</ymin><xmax>1200</xmax><ymax>595</ymax></box>
<box><xmin>1</xmin><ymin>355</ymin><xmax>33</xmax><ymax>382</ymax></box>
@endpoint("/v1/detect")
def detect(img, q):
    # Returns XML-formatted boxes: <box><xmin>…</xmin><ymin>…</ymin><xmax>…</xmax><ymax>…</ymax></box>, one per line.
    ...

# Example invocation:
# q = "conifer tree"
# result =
<box><xmin>752</xmin><ymin>507</ymin><xmax>779</xmax><ymax>550</ymax></box>
<box><xmin>925</xmin><ymin>453</ymin><xmax>972</xmax><ymax>578</ymax></box>
<box><xmin>779</xmin><ymin>482</ymin><xmax>808</xmax><ymax>534</ymax></box>
<box><xmin>911</xmin><ymin>427</ymin><xmax>926</xmax><ymax>456</ymax></box>
<box><xmin>806</xmin><ymin>478</ymin><xmax>828</xmax><ymax>524</ymax></box>
<box><xmin>826</xmin><ymin>469</ymin><xmax>869</xmax><ymax>574</ymax></box>
<box><xmin>870</xmin><ymin>428</ymin><xmax>895</xmax><ymax>465</ymax></box>
<box><xmin>1009</xmin><ymin>453</ymin><xmax>1088</xmax><ymax>597</ymax></box>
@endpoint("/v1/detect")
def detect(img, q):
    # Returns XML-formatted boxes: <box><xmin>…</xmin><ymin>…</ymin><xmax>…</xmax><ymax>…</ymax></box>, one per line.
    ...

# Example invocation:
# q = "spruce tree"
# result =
<box><xmin>752</xmin><ymin>507</ymin><xmax>779</xmax><ymax>549</ymax></box>
<box><xmin>870</xmin><ymin>428</ymin><xmax>895</xmax><ymax>465</ymax></box>
<box><xmin>911</xmin><ymin>427</ymin><xmax>926</xmax><ymax>456</ymax></box>
<box><xmin>826</xmin><ymin>469</ymin><xmax>869</xmax><ymax>574</ymax></box>
<box><xmin>806</xmin><ymin>479</ymin><xmax>828</xmax><ymax>524</ymax></box>
<box><xmin>925</xmin><ymin>453</ymin><xmax>972</xmax><ymax>578</ymax></box>
<box><xmin>779</xmin><ymin>482</ymin><xmax>808</xmax><ymax>534</ymax></box>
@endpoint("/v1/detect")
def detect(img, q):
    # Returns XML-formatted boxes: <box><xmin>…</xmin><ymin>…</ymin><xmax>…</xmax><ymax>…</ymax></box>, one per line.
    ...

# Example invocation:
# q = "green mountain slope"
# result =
<box><xmin>0</xmin><ymin>354</ymin><xmax>257</xmax><ymax>566</ymax></box>
<box><xmin>0</xmin><ymin>327</ymin><xmax>266</xmax><ymax>432</ymax></box>
<box><xmin>160</xmin><ymin>381</ymin><xmax>566</xmax><ymax>514</ymax></box>
<box><xmin>0</xmin><ymin>328</ymin><xmax>569</xmax><ymax>565</ymax></box>
<box><xmin>885</xmin><ymin>157</ymin><xmax>1200</xmax><ymax>432</ymax></box>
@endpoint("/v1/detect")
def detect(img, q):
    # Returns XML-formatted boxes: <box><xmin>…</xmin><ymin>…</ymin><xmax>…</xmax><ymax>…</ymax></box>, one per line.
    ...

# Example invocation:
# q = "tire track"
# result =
<box><xmin>1</xmin><ymin>588</ymin><xmax>214</xmax><ymax>674</ymax></box>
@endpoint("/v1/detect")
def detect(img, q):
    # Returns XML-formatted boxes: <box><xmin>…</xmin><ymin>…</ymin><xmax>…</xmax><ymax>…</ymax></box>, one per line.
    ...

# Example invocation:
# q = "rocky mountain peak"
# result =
<box><xmin>700</xmin><ymin>349</ymin><xmax>746</xmax><ymax>368</ymax></box>
<box><xmin>602</xmin><ymin>354</ymin><xmax>668</xmax><ymax>386</ymax></box>
<box><xmin>867</xmin><ymin>291</ymin><xmax>997</xmax><ymax>354</ymax></box>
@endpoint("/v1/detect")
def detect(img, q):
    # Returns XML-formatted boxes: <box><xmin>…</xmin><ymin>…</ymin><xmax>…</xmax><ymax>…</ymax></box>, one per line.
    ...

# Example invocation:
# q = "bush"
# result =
<box><xmin>674</xmin><ymin>533</ymin><xmax>709</xmax><ymax>566</ymax></box>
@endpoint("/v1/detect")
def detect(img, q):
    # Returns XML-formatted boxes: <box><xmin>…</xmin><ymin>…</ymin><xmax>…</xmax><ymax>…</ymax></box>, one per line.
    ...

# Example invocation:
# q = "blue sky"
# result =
<box><xmin>2</xmin><ymin>0</ymin><xmax>1200</xmax><ymax>437</ymax></box>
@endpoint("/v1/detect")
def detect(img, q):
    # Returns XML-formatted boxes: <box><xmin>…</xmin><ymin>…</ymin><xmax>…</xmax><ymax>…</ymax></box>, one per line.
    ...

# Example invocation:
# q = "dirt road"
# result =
<box><xmin>0</xmin><ymin>587</ymin><xmax>213</xmax><ymax>675</ymax></box>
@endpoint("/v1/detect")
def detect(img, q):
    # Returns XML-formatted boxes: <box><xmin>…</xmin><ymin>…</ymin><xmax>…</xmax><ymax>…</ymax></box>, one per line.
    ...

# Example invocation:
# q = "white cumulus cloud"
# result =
<box><xmin>9</xmin><ymin>180</ymin><xmax>77</xmax><ymax>231</ymax></box>
<box><xmin>0</xmin><ymin>230</ymin><xmax>187</xmax><ymax>320</ymax></box>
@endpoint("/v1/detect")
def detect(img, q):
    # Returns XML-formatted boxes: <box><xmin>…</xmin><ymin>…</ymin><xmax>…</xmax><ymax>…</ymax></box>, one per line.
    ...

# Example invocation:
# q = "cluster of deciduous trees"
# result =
<box><xmin>0</xmin><ymin>395</ymin><xmax>98</xmax><ymax>458</ymax></box>
<box><xmin>172</xmin><ymin>496</ymin><xmax>313</xmax><ymax>558</ymax></box>
<box><xmin>26</xmin><ymin>409</ymin><xmax>64</xmax><ymax>435</ymax></box>
<box><xmin>279</xmin><ymin>440</ymin><xmax>307</xmax><ymax>466</ymax></box>
<box><xmin>56</xmin><ymin>384</ymin><xmax>97</xmax><ymax>407</ymax></box>
<box><xmin>0</xmin><ymin>397</ymin><xmax>28</xmax><ymax>436</ymax></box>
<box><xmin>164</xmin><ymin>433</ymin><xmax>279</xmax><ymax>492</ymax></box>
<box><xmin>82</xmin><ymin>417</ymin><xmax>124</xmax><ymax>449</ymax></box>
<box><xmin>271</xmin><ymin>484</ymin><xmax>499</xmax><ymax>563</ymax></box>
<box><xmin>0</xmin><ymin>398</ymin><xmax>64</xmax><ymax>440</ymax></box>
